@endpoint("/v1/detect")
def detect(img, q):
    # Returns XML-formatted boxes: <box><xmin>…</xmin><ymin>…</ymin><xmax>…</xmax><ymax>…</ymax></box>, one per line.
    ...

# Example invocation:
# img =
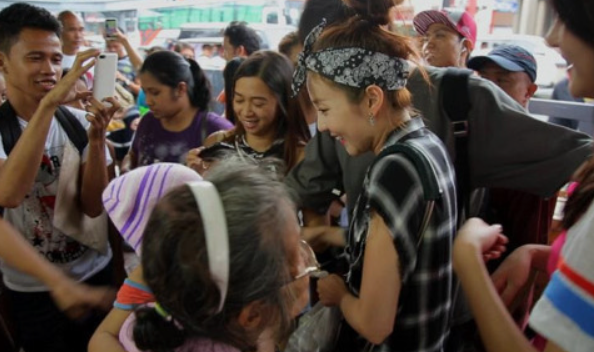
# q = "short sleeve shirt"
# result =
<box><xmin>529</xmin><ymin>199</ymin><xmax>594</xmax><ymax>352</ymax></box>
<box><xmin>0</xmin><ymin>107</ymin><xmax>113</xmax><ymax>291</ymax></box>
<box><xmin>131</xmin><ymin>111</ymin><xmax>232</xmax><ymax>166</ymax></box>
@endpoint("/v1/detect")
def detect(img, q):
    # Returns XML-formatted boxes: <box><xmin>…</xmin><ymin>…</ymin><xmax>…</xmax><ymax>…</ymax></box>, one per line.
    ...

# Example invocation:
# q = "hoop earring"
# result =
<box><xmin>368</xmin><ymin>112</ymin><xmax>375</xmax><ymax>126</ymax></box>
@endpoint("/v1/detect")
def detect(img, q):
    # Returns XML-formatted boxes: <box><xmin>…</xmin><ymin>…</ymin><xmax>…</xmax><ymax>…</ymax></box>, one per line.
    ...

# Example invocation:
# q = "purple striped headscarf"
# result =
<box><xmin>102</xmin><ymin>163</ymin><xmax>202</xmax><ymax>255</ymax></box>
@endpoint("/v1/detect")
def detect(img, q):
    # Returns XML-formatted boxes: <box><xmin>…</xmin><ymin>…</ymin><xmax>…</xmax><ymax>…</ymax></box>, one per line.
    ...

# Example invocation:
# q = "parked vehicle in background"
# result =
<box><xmin>473</xmin><ymin>34</ymin><xmax>567</xmax><ymax>98</ymax></box>
<box><xmin>178</xmin><ymin>22</ymin><xmax>296</xmax><ymax>52</ymax></box>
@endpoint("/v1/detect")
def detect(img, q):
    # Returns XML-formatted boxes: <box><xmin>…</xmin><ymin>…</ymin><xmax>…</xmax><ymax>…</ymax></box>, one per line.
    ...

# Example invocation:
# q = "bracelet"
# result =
<box><xmin>114</xmin><ymin>278</ymin><xmax>154</xmax><ymax>310</ymax></box>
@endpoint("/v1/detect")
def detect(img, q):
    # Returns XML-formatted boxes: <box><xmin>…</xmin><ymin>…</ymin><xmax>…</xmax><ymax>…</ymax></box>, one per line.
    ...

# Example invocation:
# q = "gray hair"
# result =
<box><xmin>136</xmin><ymin>156</ymin><xmax>296</xmax><ymax>351</ymax></box>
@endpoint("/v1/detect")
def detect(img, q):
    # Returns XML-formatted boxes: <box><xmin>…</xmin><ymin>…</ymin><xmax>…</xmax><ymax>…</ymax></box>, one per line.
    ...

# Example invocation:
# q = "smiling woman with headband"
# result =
<box><xmin>101</xmin><ymin>158</ymin><xmax>311</xmax><ymax>352</ymax></box>
<box><xmin>292</xmin><ymin>0</ymin><xmax>457</xmax><ymax>351</ymax></box>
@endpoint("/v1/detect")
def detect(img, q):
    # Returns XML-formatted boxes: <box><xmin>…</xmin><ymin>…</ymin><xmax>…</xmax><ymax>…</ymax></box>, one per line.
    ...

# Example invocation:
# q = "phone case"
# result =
<box><xmin>105</xmin><ymin>19</ymin><xmax>117</xmax><ymax>38</ymax></box>
<box><xmin>93</xmin><ymin>53</ymin><xmax>118</xmax><ymax>103</ymax></box>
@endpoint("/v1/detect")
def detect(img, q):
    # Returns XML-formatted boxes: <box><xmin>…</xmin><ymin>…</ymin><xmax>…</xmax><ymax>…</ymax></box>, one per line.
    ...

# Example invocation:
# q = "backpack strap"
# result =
<box><xmin>0</xmin><ymin>101</ymin><xmax>24</xmax><ymax>156</ymax></box>
<box><xmin>55</xmin><ymin>106</ymin><xmax>88</xmax><ymax>155</ymax></box>
<box><xmin>441</xmin><ymin>68</ymin><xmax>472</xmax><ymax>226</ymax></box>
<box><xmin>0</xmin><ymin>102</ymin><xmax>88</xmax><ymax>156</ymax></box>
<box><xmin>377</xmin><ymin>143</ymin><xmax>441</xmax><ymax>201</ymax></box>
<box><xmin>375</xmin><ymin>142</ymin><xmax>441</xmax><ymax>248</ymax></box>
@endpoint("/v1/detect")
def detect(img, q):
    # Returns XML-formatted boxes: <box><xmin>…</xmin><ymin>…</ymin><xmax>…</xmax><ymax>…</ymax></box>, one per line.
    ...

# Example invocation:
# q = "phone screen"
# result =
<box><xmin>105</xmin><ymin>19</ymin><xmax>117</xmax><ymax>38</ymax></box>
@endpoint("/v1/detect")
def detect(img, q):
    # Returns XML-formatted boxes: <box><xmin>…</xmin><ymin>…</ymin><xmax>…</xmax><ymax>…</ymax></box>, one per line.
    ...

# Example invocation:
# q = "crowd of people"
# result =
<box><xmin>0</xmin><ymin>0</ymin><xmax>593</xmax><ymax>352</ymax></box>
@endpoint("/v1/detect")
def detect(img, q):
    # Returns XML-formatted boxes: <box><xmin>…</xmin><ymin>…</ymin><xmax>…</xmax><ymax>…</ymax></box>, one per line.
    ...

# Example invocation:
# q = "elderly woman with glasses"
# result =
<box><xmin>89</xmin><ymin>159</ymin><xmax>312</xmax><ymax>352</ymax></box>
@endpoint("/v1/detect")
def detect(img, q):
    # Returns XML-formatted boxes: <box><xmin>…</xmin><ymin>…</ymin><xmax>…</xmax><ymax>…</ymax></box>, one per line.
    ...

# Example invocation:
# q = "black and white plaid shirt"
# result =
<box><xmin>345</xmin><ymin>117</ymin><xmax>457</xmax><ymax>352</ymax></box>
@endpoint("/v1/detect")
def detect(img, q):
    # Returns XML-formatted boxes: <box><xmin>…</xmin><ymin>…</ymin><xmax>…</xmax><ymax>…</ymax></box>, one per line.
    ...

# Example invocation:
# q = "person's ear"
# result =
<box><xmin>527</xmin><ymin>83</ymin><xmax>538</xmax><ymax>99</ymax></box>
<box><xmin>176</xmin><ymin>81</ymin><xmax>188</xmax><ymax>98</ymax></box>
<box><xmin>460</xmin><ymin>39</ymin><xmax>472</xmax><ymax>60</ymax></box>
<box><xmin>364</xmin><ymin>85</ymin><xmax>384</xmax><ymax>117</ymax></box>
<box><xmin>237</xmin><ymin>300</ymin><xmax>265</xmax><ymax>331</ymax></box>
<box><xmin>237</xmin><ymin>45</ymin><xmax>248</xmax><ymax>58</ymax></box>
<box><xmin>0</xmin><ymin>52</ymin><xmax>8</xmax><ymax>75</ymax></box>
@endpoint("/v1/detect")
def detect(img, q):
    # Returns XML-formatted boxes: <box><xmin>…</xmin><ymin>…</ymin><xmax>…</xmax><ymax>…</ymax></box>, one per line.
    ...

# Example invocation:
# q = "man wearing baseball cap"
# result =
<box><xmin>413</xmin><ymin>8</ymin><xmax>477</xmax><ymax>68</ymax></box>
<box><xmin>468</xmin><ymin>44</ymin><xmax>538</xmax><ymax>108</ymax></box>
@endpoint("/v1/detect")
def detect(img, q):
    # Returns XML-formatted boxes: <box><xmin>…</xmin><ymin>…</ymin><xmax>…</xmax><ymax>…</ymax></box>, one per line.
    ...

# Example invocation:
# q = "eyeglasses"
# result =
<box><xmin>293</xmin><ymin>240</ymin><xmax>327</xmax><ymax>281</ymax></box>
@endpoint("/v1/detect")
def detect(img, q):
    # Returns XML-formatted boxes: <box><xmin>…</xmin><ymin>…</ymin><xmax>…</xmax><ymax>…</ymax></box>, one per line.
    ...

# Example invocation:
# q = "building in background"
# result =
<box><xmin>0</xmin><ymin>0</ymin><xmax>304</xmax><ymax>47</ymax></box>
<box><xmin>397</xmin><ymin>0</ymin><xmax>553</xmax><ymax>37</ymax></box>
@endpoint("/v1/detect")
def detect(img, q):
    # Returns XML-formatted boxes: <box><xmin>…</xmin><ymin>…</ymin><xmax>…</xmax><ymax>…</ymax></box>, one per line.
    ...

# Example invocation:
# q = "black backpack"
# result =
<box><xmin>0</xmin><ymin>101</ymin><xmax>88</xmax><ymax>214</ymax></box>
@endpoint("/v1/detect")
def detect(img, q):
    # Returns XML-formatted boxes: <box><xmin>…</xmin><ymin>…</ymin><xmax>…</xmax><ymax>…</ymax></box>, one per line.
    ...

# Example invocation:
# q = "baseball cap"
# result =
<box><xmin>467</xmin><ymin>45</ymin><xmax>537</xmax><ymax>82</ymax></box>
<box><xmin>413</xmin><ymin>8</ymin><xmax>477</xmax><ymax>49</ymax></box>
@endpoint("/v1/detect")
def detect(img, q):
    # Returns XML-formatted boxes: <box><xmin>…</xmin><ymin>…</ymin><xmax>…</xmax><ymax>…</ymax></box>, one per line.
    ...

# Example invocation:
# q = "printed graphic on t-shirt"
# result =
<box><xmin>139</xmin><ymin>140</ymin><xmax>190</xmax><ymax>166</ymax></box>
<box><xmin>22</xmin><ymin>145</ymin><xmax>88</xmax><ymax>264</ymax></box>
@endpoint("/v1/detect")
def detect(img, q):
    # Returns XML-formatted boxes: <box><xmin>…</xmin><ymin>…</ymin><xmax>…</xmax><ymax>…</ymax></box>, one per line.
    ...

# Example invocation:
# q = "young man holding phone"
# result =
<box><xmin>0</xmin><ymin>3</ymin><xmax>120</xmax><ymax>351</ymax></box>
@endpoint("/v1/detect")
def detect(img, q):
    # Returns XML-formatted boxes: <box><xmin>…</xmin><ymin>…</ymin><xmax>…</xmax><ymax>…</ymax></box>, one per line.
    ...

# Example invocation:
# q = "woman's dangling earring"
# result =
<box><xmin>368</xmin><ymin>112</ymin><xmax>375</xmax><ymax>126</ymax></box>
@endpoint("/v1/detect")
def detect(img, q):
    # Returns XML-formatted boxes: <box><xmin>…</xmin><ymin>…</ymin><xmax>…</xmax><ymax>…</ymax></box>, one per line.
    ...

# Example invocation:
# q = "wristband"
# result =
<box><xmin>114</xmin><ymin>278</ymin><xmax>154</xmax><ymax>310</ymax></box>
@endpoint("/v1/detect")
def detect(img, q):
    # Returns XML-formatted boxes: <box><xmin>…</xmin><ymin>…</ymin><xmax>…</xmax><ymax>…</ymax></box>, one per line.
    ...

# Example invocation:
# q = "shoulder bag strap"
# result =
<box><xmin>0</xmin><ymin>101</ymin><xmax>24</xmax><ymax>156</ymax></box>
<box><xmin>441</xmin><ymin>68</ymin><xmax>472</xmax><ymax>227</ymax></box>
<box><xmin>55</xmin><ymin>106</ymin><xmax>88</xmax><ymax>155</ymax></box>
<box><xmin>376</xmin><ymin>142</ymin><xmax>441</xmax><ymax>248</ymax></box>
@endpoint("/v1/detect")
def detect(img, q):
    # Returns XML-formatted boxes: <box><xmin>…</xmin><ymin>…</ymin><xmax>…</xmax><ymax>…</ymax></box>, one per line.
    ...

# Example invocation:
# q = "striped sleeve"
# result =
<box><xmin>529</xmin><ymin>203</ymin><xmax>594</xmax><ymax>352</ymax></box>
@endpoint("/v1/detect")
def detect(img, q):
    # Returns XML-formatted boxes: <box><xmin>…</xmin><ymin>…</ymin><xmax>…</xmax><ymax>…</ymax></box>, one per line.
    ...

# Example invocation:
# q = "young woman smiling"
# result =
<box><xmin>188</xmin><ymin>50</ymin><xmax>310</xmax><ymax>176</ymax></box>
<box><xmin>291</xmin><ymin>0</ymin><xmax>457</xmax><ymax>350</ymax></box>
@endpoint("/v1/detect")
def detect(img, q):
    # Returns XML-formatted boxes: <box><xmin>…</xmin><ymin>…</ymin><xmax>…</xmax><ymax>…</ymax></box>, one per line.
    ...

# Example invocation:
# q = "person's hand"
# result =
<box><xmin>42</xmin><ymin>49</ymin><xmax>100</xmax><ymax>108</ymax></box>
<box><xmin>186</xmin><ymin>147</ymin><xmax>210</xmax><ymax>175</ymax></box>
<box><xmin>302</xmin><ymin>226</ymin><xmax>330</xmax><ymax>252</ymax></box>
<box><xmin>317</xmin><ymin>274</ymin><xmax>348</xmax><ymax>307</ymax></box>
<box><xmin>130</xmin><ymin>117</ymin><xmax>141</xmax><ymax>131</ymax></box>
<box><xmin>115</xmin><ymin>71</ymin><xmax>129</xmax><ymax>86</ymax></box>
<box><xmin>50</xmin><ymin>279</ymin><xmax>116</xmax><ymax>320</ymax></box>
<box><xmin>110</xmin><ymin>28</ymin><xmax>130</xmax><ymax>46</ymax></box>
<box><xmin>491</xmin><ymin>245</ymin><xmax>535</xmax><ymax>307</ymax></box>
<box><xmin>62</xmin><ymin>86</ymin><xmax>92</xmax><ymax>107</ymax></box>
<box><xmin>85</xmin><ymin>96</ymin><xmax>122</xmax><ymax>142</ymax></box>
<box><xmin>302</xmin><ymin>226</ymin><xmax>345</xmax><ymax>252</ymax></box>
<box><xmin>455</xmin><ymin>218</ymin><xmax>508</xmax><ymax>262</ymax></box>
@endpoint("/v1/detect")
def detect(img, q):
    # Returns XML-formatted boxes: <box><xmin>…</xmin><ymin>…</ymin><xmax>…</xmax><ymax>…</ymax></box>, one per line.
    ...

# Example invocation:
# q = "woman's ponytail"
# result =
<box><xmin>133</xmin><ymin>306</ymin><xmax>187</xmax><ymax>352</ymax></box>
<box><xmin>187</xmin><ymin>58</ymin><xmax>212</xmax><ymax>112</ymax></box>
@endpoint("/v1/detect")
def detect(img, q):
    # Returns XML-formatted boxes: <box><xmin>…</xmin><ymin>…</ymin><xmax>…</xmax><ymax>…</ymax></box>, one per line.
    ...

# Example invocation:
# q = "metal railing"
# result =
<box><xmin>529</xmin><ymin>98</ymin><xmax>594</xmax><ymax>136</ymax></box>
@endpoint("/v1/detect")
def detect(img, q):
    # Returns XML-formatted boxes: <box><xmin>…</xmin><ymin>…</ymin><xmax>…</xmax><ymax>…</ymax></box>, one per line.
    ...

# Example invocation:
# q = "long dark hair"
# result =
<box><xmin>133</xmin><ymin>159</ymin><xmax>296</xmax><ymax>352</ymax></box>
<box><xmin>554</xmin><ymin>0</ymin><xmax>594</xmax><ymax>229</ymax></box>
<box><xmin>225</xmin><ymin>50</ymin><xmax>310</xmax><ymax>172</ymax></box>
<box><xmin>223</xmin><ymin>57</ymin><xmax>245</xmax><ymax>124</ymax></box>
<box><xmin>140</xmin><ymin>50</ymin><xmax>212</xmax><ymax>111</ymax></box>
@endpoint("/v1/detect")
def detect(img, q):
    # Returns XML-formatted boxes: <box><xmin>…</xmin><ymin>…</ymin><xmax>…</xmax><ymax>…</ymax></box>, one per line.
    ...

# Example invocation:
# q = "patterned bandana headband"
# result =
<box><xmin>291</xmin><ymin>18</ymin><xmax>409</xmax><ymax>97</ymax></box>
<box><xmin>187</xmin><ymin>181</ymin><xmax>230</xmax><ymax>314</ymax></box>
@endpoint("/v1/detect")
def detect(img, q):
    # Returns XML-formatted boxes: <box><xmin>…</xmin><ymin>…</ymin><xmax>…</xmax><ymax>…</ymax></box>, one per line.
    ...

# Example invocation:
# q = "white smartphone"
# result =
<box><xmin>93</xmin><ymin>52</ymin><xmax>117</xmax><ymax>103</ymax></box>
<box><xmin>104</xmin><ymin>18</ymin><xmax>118</xmax><ymax>39</ymax></box>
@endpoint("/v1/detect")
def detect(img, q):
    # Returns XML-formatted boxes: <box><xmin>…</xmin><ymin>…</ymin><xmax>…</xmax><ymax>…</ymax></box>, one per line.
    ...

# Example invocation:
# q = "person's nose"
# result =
<box><xmin>545</xmin><ymin>17</ymin><xmax>562</xmax><ymax>48</ymax></box>
<box><xmin>317</xmin><ymin>115</ymin><xmax>327</xmax><ymax>132</ymax></box>
<box><xmin>40</xmin><ymin>59</ymin><xmax>57</xmax><ymax>75</ymax></box>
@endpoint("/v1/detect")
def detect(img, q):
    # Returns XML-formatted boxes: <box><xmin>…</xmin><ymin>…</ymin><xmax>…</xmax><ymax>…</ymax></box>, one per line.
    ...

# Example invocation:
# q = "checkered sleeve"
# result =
<box><xmin>367</xmin><ymin>153</ymin><xmax>427</xmax><ymax>283</ymax></box>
